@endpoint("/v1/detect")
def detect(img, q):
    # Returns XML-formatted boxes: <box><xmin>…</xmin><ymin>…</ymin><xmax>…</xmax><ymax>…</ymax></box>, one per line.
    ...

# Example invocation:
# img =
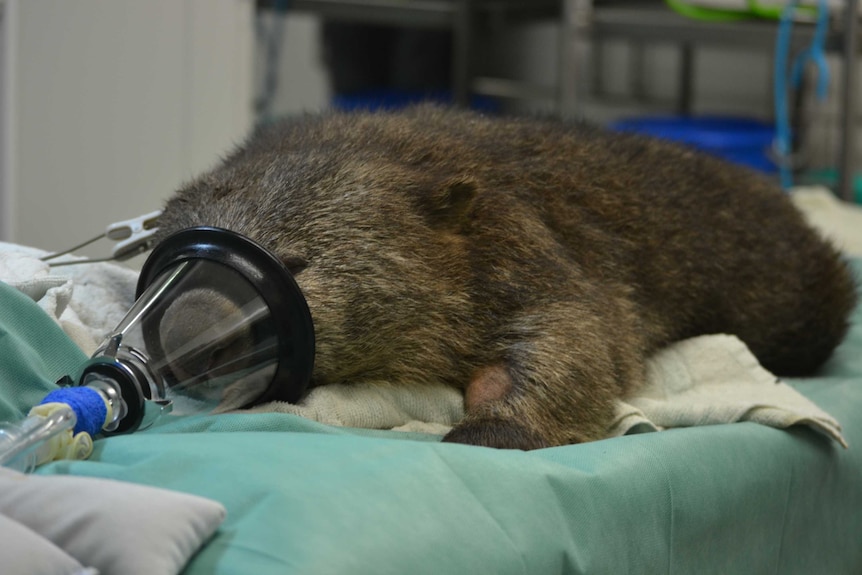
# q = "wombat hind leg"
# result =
<box><xmin>445</xmin><ymin>365</ymin><xmax>548</xmax><ymax>449</ymax></box>
<box><xmin>443</xmin><ymin>294</ymin><xmax>645</xmax><ymax>450</ymax></box>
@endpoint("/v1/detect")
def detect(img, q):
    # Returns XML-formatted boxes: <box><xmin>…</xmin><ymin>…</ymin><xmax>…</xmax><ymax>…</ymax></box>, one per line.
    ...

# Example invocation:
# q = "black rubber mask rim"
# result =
<box><xmin>136</xmin><ymin>226</ymin><xmax>315</xmax><ymax>405</ymax></box>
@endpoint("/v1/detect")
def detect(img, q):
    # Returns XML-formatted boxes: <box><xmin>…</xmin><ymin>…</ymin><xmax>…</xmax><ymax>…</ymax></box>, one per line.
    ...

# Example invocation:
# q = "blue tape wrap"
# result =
<box><xmin>40</xmin><ymin>387</ymin><xmax>107</xmax><ymax>436</ymax></box>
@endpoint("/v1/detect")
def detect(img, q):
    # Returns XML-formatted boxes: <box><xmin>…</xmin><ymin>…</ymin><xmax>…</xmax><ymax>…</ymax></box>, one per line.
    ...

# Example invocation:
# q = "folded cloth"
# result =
<box><xmin>244</xmin><ymin>381</ymin><xmax>464</xmax><ymax>436</ymax></box>
<box><xmin>610</xmin><ymin>334</ymin><xmax>847</xmax><ymax>447</ymax></box>
<box><xmin>0</xmin><ymin>242</ymin><xmax>137</xmax><ymax>355</ymax></box>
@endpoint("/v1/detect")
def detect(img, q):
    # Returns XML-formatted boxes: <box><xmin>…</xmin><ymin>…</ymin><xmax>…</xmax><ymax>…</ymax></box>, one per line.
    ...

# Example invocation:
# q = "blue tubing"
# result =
<box><xmin>40</xmin><ymin>387</ymin><xmax>107</xmax><ymax>436</ymax></box>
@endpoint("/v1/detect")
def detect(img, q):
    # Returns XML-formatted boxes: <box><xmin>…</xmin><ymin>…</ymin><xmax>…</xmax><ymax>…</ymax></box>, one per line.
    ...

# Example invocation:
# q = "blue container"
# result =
<box><xmin>610</xmin><ymin>116</ymin><xmax>778</xmax><ymax>174</ymax></box>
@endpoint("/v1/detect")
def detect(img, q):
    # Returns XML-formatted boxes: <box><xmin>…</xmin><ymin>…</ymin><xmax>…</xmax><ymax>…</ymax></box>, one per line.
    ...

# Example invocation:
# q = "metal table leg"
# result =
<box><xmin>838</xmin><ymin>0</ymin><xmax>859</xmax><ymax>202</ymax></box>
<box><xmin>452</xmin><ymin>0</ymin><xmax>472</xmax><ymax>108</ymax></box>
<box><xmin>678</xmin><ymin>43</ymin><xmax>694</xmax><ymax>115</ymax></box>
<box><xmin>558</xmin><ymin>0</ymin><xmax>593</xmax><ymax>119</ymax></box>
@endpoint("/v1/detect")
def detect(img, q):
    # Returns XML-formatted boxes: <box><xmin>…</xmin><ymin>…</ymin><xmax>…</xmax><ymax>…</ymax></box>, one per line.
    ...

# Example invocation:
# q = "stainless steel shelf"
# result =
<box><xmin>592</xmin><ymin>5</ymin><xmax>824</xmax><ymax>48</ymax></box>
<box><xmin>289</xmin><ymin>0</ymin><xmax>559</xmax><ymax>27</ymax></box>
<box><xmin>290</xmin><ymin>0</ymin><xmax>457</xmax><ymax>28</ymax></box>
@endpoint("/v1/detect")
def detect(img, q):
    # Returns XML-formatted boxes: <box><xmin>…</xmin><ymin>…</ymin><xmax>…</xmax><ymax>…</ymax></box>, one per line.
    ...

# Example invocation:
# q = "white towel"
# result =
<box><xmin>610</xmin><ymin>334</ymin><xmax>846</xmax><ymax>446</ymax></box>
<box><xmin>244</xmin><ymin>381</ymin><xmax>464</xmax><ymax>436</ymax></box>
<box><xmin>791</xmin><ymin>186</ymin><xmax>862</xmax><ymax>257</ymax></box>
<box><xmin>0</xmin><ymin>242</ymin><xmax>847</xmax><ymax>446</ymax></box>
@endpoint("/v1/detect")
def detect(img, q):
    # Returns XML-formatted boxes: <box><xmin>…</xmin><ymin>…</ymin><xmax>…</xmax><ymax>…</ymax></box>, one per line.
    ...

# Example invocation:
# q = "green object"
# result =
<box><xmin>664</xmin><ymin>0</ymin><xmax>816</xmax><ymax>21</ymax></box>
<box><xmin>746</xmin><ymin>0</ymin><xmax>816</xmax><ymax>19</ymax></box>
<box><xmin>665</xmin><ymin>0</ymin><xmax>752</xmax><ymax>22</ymax></box>
<box><xmin>0</xmin><ymin>281</ymin><xmax>87</xmax><ymax>422</ymax></box>
<box><xmin>1</xmin><ymin>264</ymin><xmax>861</xmax><ymax>573</ymax></box>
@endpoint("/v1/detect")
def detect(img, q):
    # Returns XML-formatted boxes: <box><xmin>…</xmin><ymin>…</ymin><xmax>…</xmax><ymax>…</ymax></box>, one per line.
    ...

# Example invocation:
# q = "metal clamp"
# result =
<box><xmin>41</xmin><ymin>209</ymin><xmax>163</xmax><ymax>266</ymax></box>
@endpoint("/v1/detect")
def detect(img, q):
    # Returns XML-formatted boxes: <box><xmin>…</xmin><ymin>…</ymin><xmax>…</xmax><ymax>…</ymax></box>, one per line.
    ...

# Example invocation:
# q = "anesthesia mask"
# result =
<box><xmin>64</xmin><ymin>226</ymin><xmax>316</xmax><ymax>434</ymax></box>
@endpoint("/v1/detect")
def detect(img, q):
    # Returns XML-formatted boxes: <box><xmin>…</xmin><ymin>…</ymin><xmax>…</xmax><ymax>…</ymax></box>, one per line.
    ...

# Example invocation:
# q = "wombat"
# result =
<box><xmin>154</xmin><ymin>105</ymin><xmax>857</xmax><ymax>450</ymax></box>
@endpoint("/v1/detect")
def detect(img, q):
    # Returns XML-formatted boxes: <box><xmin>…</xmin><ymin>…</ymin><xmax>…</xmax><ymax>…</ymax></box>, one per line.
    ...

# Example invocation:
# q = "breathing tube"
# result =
<box><xmin>773</xmin><ymin>0</ymin><xmax>831</xmax><ymax>190</ymax></box>
<box><xmin>0</xmin><ymin>227</ymin><xmax>315</xmax><ymax>472</ymax></box>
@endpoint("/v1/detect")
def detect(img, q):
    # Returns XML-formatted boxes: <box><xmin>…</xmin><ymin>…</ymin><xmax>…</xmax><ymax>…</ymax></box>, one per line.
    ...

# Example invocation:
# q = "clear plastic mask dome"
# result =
<box><xmin>94</xmin><ymin>258</ymin><xmax>280</xmax><ymax>415</ymax></box>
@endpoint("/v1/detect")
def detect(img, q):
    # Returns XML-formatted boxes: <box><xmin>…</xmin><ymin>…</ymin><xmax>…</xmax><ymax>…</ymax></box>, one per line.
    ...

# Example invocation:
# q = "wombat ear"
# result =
<box><xmin>422</xmin><ymin>176</ymin><xmax>478</xmax><ymax>231</ymax></box>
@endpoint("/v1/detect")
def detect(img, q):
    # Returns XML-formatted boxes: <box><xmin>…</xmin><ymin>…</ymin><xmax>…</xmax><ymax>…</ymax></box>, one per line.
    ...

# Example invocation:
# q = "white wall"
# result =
<box><xmin>1</xmin><ymin>0</ymin><xmax>255</xmax><ymax>256</ymax></box>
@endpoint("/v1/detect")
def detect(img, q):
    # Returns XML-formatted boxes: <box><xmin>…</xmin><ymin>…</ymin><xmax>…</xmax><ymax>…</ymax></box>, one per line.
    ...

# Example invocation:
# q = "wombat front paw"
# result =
<box><xmin>442</xmin><ymin>418</ymin><xmax>549</xmax><ymax>450</ymax></box>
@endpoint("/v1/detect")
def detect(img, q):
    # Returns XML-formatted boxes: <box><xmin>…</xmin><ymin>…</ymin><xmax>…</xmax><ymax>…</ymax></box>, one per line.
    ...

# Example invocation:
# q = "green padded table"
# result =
<box><xmin>1</xmin><ymin>262</ymin><xmax>860</xmax><ymax>574</ymax></box>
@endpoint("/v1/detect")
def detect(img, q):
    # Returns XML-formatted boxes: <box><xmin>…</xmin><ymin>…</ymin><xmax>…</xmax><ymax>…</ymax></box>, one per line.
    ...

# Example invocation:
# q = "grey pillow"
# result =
<box><xmin>0</xmin><ymin>467</ymin><xmax>226</xmax><ymax>575</ymax></box>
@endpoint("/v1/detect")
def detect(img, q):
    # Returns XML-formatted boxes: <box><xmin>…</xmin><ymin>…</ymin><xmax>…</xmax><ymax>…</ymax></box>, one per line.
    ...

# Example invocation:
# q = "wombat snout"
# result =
<box><xmin>157</xmin><ymin>288</ymin><xmax>260</xmax><ymax>401</ymax></box>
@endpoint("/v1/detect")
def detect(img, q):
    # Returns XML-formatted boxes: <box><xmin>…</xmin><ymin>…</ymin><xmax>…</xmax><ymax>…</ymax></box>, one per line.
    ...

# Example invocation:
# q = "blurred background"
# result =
<box><xmin>0</xmin><ymin>0</ymin><xmax>858</xmax><ymax>261</ymax></box>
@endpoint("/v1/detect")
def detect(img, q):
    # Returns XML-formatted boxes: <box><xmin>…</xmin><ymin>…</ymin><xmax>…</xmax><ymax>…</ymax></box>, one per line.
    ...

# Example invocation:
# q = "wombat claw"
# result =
<box><xmin>443</xmin><ymin>419</ymin><xmax>550</xmax><ymax>450</ymax></box>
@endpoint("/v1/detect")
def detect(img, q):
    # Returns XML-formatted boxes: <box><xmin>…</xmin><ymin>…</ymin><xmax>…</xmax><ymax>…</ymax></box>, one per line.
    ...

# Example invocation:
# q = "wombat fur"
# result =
<box><xmin>155</xmin><ymin>105</ymin><xmax>857</xmax><ymax>450</ymax></box>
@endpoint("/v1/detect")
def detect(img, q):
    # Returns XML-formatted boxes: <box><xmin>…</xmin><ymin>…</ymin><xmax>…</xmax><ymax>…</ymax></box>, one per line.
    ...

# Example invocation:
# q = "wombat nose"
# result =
<box><xmin>179</xmin><ymin>346</ymin><xmax>228</xmax><ymax>380</ymax></box>
<box><xmin>157</xmin><ymin>287</ymin><xmax>254</xmax><ymax>382</ymax></box>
